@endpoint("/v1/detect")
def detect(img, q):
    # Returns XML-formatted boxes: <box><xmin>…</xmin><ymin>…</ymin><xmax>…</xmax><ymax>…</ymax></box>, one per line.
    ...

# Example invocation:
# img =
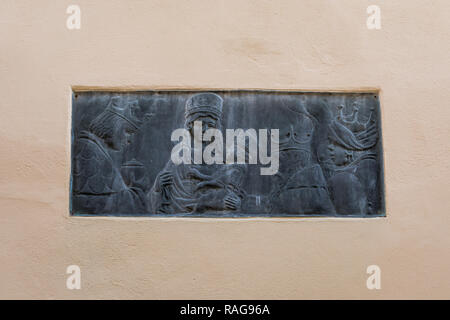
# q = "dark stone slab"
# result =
<box><xmin>70</xmin><ymin>90</ymin><xmax>385</xmax><ymax>217</ymax></box>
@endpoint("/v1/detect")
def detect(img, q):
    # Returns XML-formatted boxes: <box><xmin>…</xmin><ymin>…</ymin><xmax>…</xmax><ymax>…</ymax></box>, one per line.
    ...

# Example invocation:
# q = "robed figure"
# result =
<box><xmin>149</xmin><ymin>93</ymin><xmax>245</xmax><ymax>215</ymax></box>
<box><xmin>72</xmin><ymin>97</ymin><xmax>149</xmax><ymax>214</ymax></box>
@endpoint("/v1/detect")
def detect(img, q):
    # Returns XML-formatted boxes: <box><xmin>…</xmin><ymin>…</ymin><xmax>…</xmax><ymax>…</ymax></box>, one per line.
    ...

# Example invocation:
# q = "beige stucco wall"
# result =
<box><xmin>1</xmin><ymin>0</ymin><xmax>449</xmax><ymax>299</ymax></box>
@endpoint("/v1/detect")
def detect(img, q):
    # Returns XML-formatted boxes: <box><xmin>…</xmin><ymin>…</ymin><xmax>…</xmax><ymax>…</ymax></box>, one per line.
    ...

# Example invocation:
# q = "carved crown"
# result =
<box><xmin>106</xmin><ymin>96</ymin><xmax>143</xmax><ymax>129</ymax></box>
<box><xmin>336</xmin><ymin>103</ymin><xmax>375</xmax><ymax>133</ymax></box>
<box><xmin>185</xmin><ymin>93</ymin><xmax>223</xmax><ymax>119</ymax></box>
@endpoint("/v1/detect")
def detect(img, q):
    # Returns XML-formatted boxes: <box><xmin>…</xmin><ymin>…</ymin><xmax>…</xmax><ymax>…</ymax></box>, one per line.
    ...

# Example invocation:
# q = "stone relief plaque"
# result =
<box><xmin>70</xmin><ymin>91</ymin><xmax>385</xmax><ymax>217</ymax></box>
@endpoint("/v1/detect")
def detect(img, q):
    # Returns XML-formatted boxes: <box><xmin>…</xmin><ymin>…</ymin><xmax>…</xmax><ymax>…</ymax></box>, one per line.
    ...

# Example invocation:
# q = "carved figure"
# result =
<box><xmin>323</xmin><ymin>107</ymin><xmax>379</xmax><ymax>214</ymax></box>
<box><xmin>269</xmin><ymin>103</ymin><xmax>335</xmax><ymax>215</ymax></box>
<box><xmin>149</xmin><ymin>93</ymin><xmax>245</xmax><ymax>214</ymax></box>
<box><xmin>72</xmin><ymin>96</ymin><xmax>150</xmax><ymax>214</ymax></box>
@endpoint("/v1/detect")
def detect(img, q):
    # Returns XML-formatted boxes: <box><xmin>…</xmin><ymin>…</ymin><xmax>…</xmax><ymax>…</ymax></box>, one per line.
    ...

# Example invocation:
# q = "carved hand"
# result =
<box><xmin>187</xmin><ymin>167</ymin><xmax>213</xmax><ymax>181</ymax></box>
<box><xmin>194</xmin><ymin>179</ymin><xmax>224</xmax><ymax>191</ymax></box>
<box><xmin>159</xmin><ymin>171</ymin><xmax>173</xmax><ymax>188</ymax></box>
<box><xmin>224</xmin><ymin>193</ymin><xmax>241</xmax><ymax>211</ymax></box>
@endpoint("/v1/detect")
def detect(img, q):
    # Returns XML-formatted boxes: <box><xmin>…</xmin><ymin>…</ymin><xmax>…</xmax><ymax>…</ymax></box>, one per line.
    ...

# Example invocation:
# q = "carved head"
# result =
<box><xmin>184</xmin><ymin>93</ymin><xmax>223</xmax><ymax>134</ymax></box>
<box><xmin>328</xmin><ymin>119</ymin><xmax>372</xmax><ymax>151</ymax></box>
<box><xmin>326</xmin><ymin>120</ymin><xmax>368</xmax><ymax>167</ymax></box>
<box><xmin>89</xmin><ymin>97</ymin><xmax>145</xmax><ymax>151</ymax></box>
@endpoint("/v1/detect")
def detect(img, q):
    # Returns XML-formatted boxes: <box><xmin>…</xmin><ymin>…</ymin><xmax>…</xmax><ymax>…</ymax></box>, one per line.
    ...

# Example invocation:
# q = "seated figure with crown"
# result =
<box><xmin>149</xmin><ymin>93</ymin><xmax>245</xmax><ymax>215</ymax></box>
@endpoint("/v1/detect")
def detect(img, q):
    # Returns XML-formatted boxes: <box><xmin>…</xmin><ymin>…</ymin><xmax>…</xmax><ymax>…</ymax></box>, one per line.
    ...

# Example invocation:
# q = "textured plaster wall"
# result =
<box><xmin>0</xmin><ymin>0</ymin><xmax>449</xmax><ymax>299</ymax></box>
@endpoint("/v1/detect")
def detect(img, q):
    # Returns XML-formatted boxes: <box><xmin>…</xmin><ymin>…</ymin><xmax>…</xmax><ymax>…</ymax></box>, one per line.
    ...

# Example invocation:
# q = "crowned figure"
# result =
<box><xmin>323</xmin><ymin>102</ymin><xmax>380</xmax><ymax>215</ymax></box>
<box><xmin>268</xmin><ymin>100</ymin><xmax>336</xmax><ymax>215</ymax></box>
<box><xmin>149</xmin><ymin>93</ymin><xmax>245</xmax><ymax>215</ymax></box>
<box><xmin>72</xmin><ymin>96</ymin><xmax>150</xmax><ymax>214</ymax></box>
